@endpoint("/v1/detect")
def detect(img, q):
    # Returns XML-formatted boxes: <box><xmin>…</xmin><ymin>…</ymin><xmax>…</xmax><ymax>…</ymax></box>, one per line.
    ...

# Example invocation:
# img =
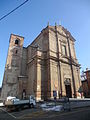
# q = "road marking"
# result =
<box><xmin>0</xmin><ymin>108</ymin><xmax>17</xmax><ymax>119</ymax></box>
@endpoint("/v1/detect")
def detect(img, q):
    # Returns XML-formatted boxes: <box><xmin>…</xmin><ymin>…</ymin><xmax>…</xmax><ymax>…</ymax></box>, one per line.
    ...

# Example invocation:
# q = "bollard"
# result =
<box><xmin>63</xmin><ymin>97</ymin><xmax>71</xmax><ymax>111</ymax></box>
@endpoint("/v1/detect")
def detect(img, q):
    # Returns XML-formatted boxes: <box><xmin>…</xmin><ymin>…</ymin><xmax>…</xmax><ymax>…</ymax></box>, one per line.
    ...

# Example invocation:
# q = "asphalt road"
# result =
<box><xmin>0</xmin><ymin>107</ymin><xmax>90</xmax><ymax>120</ymax></box>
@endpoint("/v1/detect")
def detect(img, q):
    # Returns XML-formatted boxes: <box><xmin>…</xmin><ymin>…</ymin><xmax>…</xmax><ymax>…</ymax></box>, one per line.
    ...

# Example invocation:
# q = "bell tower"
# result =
<box><xmin>1</xmin><ymin>34</ymin><xmax>24</xmax><ymax>99</ymax></box>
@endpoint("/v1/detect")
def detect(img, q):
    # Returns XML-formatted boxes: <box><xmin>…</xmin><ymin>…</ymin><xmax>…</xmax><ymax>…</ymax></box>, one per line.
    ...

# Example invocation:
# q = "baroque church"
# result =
<box><xmin>1</xmin><ymin>24</ymin><xmax>81</xmax><ymax>100</ymax></box>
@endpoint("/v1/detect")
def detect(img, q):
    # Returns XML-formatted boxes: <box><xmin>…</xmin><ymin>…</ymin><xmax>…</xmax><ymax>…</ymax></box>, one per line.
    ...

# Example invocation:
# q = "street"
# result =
<box><xmin>0</xmin><ymin>106</ymin><xmax>90</xmax><ymax>120</ymax></box>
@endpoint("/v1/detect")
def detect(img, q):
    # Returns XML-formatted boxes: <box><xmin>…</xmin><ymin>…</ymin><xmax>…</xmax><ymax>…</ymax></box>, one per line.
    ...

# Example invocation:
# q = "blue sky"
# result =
<box><xmin>0</xmin><ymin>0</ymin><xmax>90</xmax><ymax>87</ymax></box>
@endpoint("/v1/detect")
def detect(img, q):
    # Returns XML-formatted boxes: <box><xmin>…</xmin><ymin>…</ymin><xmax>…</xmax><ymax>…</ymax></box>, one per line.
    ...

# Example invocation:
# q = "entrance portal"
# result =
<box><xmin>65</xmin><ymin>85</ymin><xmax>72</xmax><ymax>98</ymax></box>
<box><xmin>64</xmin><ymin>78</ymin><xmax>72</xmax><ymax>98</ymax></box>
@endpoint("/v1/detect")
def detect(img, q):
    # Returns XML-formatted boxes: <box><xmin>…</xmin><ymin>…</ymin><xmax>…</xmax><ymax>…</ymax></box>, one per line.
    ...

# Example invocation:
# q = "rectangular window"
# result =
<box><xmin>62</xmin><ymin>45</ymin><xmax>67</xmax><ymax>56</ymax></box>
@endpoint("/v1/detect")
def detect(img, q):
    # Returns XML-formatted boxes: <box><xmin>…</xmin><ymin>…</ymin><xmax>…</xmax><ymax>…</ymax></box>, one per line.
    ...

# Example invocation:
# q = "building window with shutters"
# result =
<box><xmin>62</xmin><ymin>45</ymin><xmax>67</xmax><ymax>56</ymax></box>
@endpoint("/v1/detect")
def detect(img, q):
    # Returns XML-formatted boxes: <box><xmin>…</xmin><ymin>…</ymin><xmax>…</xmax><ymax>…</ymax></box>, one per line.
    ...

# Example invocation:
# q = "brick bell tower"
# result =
<box><xmin>1</xmin><ymin>34</ymin><xmax>24</xmax><ymax>100</ymax></box>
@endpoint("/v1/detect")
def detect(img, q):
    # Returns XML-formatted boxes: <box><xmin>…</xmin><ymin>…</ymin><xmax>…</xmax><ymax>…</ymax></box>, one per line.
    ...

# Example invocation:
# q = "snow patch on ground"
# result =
<box><xmin>40</xmin><ymin>103</ymin><xmax>47</xmax><ymax>108</ymax></box>
<box><xmin>0</xmin><ymin>103</ymin><xmax>4</xmax><ymax>107</ymax></box>
<box><xmin>42</xmin><ymin>105</ymin><xmax>63</xmax><ymax>111</ymax></box>
<box><xmin>40</xmin><ymin>103</ymin><xmax>63</xmax><ymax>111</ymax></box>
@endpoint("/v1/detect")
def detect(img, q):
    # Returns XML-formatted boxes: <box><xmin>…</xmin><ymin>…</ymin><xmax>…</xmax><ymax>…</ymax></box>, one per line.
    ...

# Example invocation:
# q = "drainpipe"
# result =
<box><xmin>67</xmin><ymin>35</ymin><xmax>76</xmax><ymax>98</ymax></box>
<box><xmin>55</xmin><ymin>23</ymin><xmax>62</xmax><ymax>98</ymax></box>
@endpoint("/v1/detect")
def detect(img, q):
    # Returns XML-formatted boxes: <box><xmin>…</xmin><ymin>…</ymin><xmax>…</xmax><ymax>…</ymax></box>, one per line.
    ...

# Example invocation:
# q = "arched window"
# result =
<box><xmin>15</xmin><ymin>39</ymin><xmax>19</xmax><ymax>45</ymax></box>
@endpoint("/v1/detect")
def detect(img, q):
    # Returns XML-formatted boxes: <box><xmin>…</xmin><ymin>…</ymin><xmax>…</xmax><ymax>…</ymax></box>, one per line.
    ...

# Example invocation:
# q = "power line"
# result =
<box><xmin>0</xmin><ymin>0</ymin><xmax>29</xmax><ymax>22</ymax></box>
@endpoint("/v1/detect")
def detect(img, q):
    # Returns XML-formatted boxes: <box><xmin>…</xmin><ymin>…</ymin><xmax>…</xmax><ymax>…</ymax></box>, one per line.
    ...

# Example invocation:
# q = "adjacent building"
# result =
<box><xmin>1</xmin><ymin>25</ymin><xmax>81</xmax><ymax>100</ymax></box>
<box><xmin>81</xmin><ymin>69</ymin><xmax>90</xmax><ymax>97</ymax></box>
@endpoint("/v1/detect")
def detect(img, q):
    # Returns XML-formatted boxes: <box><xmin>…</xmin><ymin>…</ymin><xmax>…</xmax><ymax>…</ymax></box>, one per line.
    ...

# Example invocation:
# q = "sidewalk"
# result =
<box><xmin>69</xmin><ymin>98</ymin><xmax>90</xmax><ymax>109</ymax></box>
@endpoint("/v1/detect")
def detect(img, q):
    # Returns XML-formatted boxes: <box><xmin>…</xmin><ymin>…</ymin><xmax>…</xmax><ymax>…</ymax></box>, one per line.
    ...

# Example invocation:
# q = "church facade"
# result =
<box><xmin>1</xmin><ymin>25</ymin><xmax>81</xmax><ymax>100</ymax></box>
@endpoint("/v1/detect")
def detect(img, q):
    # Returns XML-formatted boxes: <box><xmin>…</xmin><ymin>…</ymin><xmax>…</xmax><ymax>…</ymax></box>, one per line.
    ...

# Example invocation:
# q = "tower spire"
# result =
<box><xmin>55</xmin><ymin>22</ymin><xmax>57</xmax><ymax>26</ymax></box>
<box><xmin>47</xmin><ymin>22</ymin><xmax>49</xmax><ymax>27</ymax></box>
